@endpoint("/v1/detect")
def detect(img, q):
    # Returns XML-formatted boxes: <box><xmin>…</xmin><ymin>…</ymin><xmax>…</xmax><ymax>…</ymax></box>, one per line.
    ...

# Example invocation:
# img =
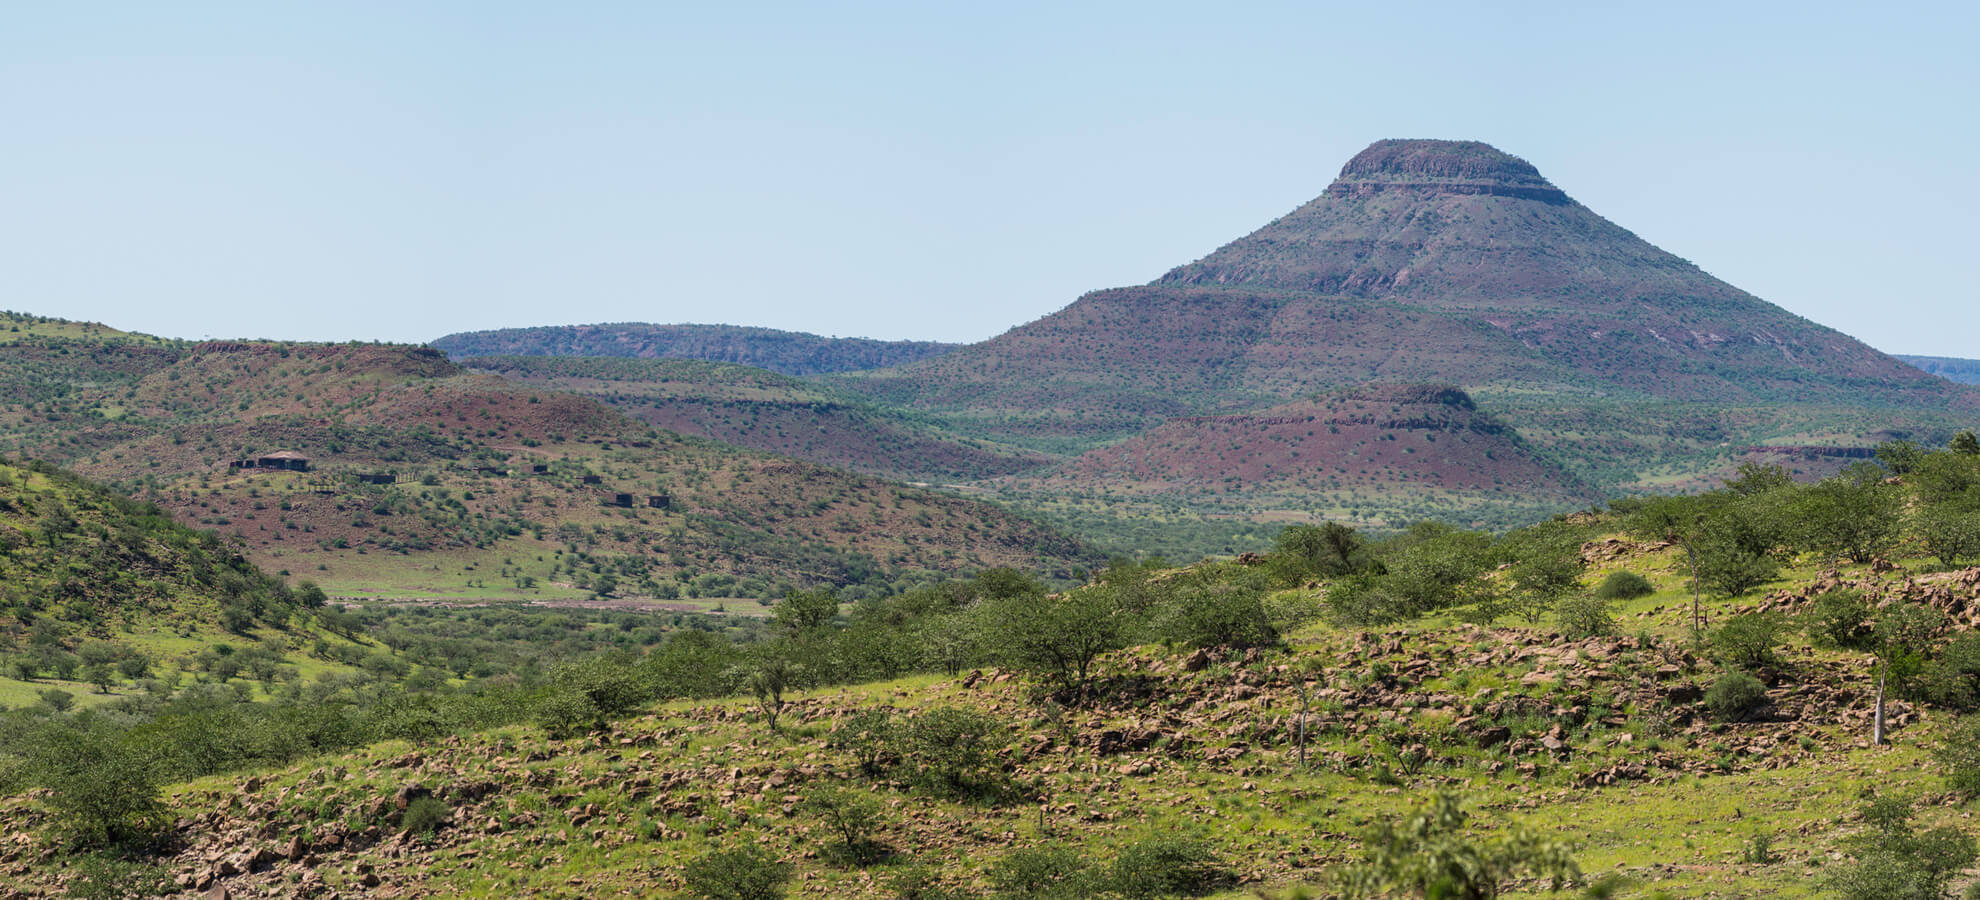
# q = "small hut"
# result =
<box><xmin>255</xmin><ymin>451</ymin><xmax>311</xmax><ymax>472</ymax></box>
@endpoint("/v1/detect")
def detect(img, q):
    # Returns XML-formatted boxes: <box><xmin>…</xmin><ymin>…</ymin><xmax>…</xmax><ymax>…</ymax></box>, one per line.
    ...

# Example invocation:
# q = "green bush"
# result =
<box><xmin>68</xmin><ymin>852</ymin><xmax>172</xmax><ymax>900</ymax></box>
<box><xmin>1710</xmin><ymin>613</ymin><xmax>1783</xmax><ymax>671</ymax></box>
<box><xmin>801</xmin><ymin>786</ymin><xmax>887</xmax><ymax>866</ymax></box>
<box><xmin>891</xmin><ymin>865</ymin><xmax>980</xmax><ymax>900</ymax></box>
<box><xmin>827</xmin><ymin>708</ymin><xmax>897</xmax><ymax>777</ymax></box>
<box><xmin>1704</xmin><ymin>671</ymin><xmax>1769</xmax><ymax>721</ymax></box>
<box><xmin>1554</xmin><ymin>595</ymin><xmax>1615</xmax><ymax>639</ymax></box>
<box><xmin>1935</xmin><ymin>717</ymin><xmax>1980</xmax><ymax>797</ymax></box>
<box><xmin>894</xmin><ymin>707</ymin><xmax>1009</xmax><ymax>802</ymax></box>
<box><xmin>1592</xmin><ymin>571</ymin><xmax>1654</xmax><ymax>601</ymax></box>
<box><xmin>26</xmin><ymin>722</ymin><xmax>163</xmax><ymax>848</ymax></box>
<box><xmin>1801</xmin><ymin>590</ymin><xmax>1875</xmax><ymax>651</ymax></box>
<box><xmin>987</xmin><ymin>846</ymin><xmax>1093</xmax><ymax>900</ymax></box>
<box><xmin>1108</xmin><ymin>835</ymin><xmax>1228</xmax><ymax>899</ymax></box>
<box><xmin>401</xmin><ymin>795</ymin><xmax>451</xmax><ymax>836</ymax></box>
<box><xmin>1827</xmin><ymin>797</ymin><xmax>1977</xmax><ymax>900</ymax></box>
<box><xmin>683</xmin><ymin>845</ymin><xmax>792</xmax><ymax>900</ymax></box>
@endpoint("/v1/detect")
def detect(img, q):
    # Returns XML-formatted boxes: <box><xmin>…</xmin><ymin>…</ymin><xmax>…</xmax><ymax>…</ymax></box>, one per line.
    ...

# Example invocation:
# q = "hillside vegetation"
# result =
<box><xmin>462</xmin><ymin>356</ymin><xmax>1047</xmax><ymax>483</ymax></box>
<box><xmin>0</xmin><ymin>317</ymin><xmax>1096</xmax><ymax>601</ymax></box>
<box><xmin>8</xmin><ymin>437</ymin><xmax>1980</xmax><ymax>897</ymax></box>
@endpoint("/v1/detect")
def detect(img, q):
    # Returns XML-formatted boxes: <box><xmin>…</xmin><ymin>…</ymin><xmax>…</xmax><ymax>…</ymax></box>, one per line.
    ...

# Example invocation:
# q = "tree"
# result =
<box><xmin>683</xmin><ymin>844</ymin><xmax>791</xmax><ymax>900</ymax></box>
<box><xmin>978</xmin><ymin>589</ymin><xmax>1123</xmax><ymax>695</ymax></box>
<box><xmin>1952</xmin><ymin>430</ymin><xmax>1980</xmax><ymax>456</ymax></box>
<box><xmin>1915</xmin><ymin>500</ymin><xmax>1980</xmax><ymax>568</ymax></box>
<box><xmin>742</xmin><ymin>646</ymin><xmax>800</xmax><ymax>734</ymax></box>
<box><xmin>1270</xmin><ymin>522</ymin><xmax>1368</xmax><ymax>583</ymax></box>
<box><xmin>773</xmin><ymin>587</ymin><xmax>839</xmax><ymax>634</ymax></box>
<box><xmin>1875</xmin><ymin>439</ymin><xmax>1927</xmax><ymax>475</ymax></box>
<box><xmin>1797</xmin><ymin>465</ymin><xmax>1902</xmax><ymax>564</ymax></box>
<box><xmin>1826</xmin><ymin>797</ymin><xmax>1976</xmax><ymax>900</ymax></box>
<box><xmin>25</xmin><ymin>722</ymin><xmax>163</xmax><ymax>847</ymax></box>
<box><xmin>1341</xmin><ymin>792</ymin><xmax>1578</xmax><ymax>900</ymax></box>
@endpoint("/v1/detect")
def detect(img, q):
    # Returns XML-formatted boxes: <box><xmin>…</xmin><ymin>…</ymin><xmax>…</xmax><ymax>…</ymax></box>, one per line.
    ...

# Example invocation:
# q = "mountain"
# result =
<box><xmin>0</xmin><ymin>322</ymin><xmax>1095</xmax><ymax>598</ymax></box>
<box><xmin>460</xmin><ymin>356</ymin><xmax>1047</xmax><ymax>483</ymax></box>
<box><xmin>836</xmin><ymin>140</ymin><xmax>1976</xmax><ymax>486</ymax></box>
<box><xmin>431</xmin><ymin>323</ymin><xmax>958</xmax><ymax>376</ymax></box>
<box><xmin>1899</xmin><ymin>354</ymin><xmax>1980</xmax><ymax>385</ymax></box>
<box><xmin>1012</xmin><ymin>384</ymin><xmax>1600</xmax><ymax>530</ymax></box>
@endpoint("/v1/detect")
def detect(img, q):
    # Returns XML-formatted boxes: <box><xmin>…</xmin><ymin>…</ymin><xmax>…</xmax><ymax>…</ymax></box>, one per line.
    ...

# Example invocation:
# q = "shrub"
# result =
<box><xmin>1710</xmin><ymin>613</ymin><xmax>1782</xmax><ymax>672</ymax></box>
<box><xmin>827</xmin><ymin>708</ymin><xmax>897</xmax><ymax>777</ymax></box>
<box><xmin>1802</xmin><ymin>590</ymin><xmax>1875</xmax><ymax>651</ymax></box>
<box><xmin>400</xmin><ymin>795</ymin><xmax>451</xmax><ymax>836</ymax></box>
<box><xmin>1704</xmin><ymin>671</ymin><xmax>1769</xmax><ymax>721</ymax></box>
<box><xmin>1592</xmin><ymin>571</ymin><xmax>1654</xmax><ymax>601</ymax></box>
<box><xmin>1935</xmin><ymin>717</ymin><xmax>1980</xmax><ymax>797</ymax></box>
<box><xmin>683</xmin><ymin>845</ymin><xmax>792</xmax><ymax>900</ymax></box>
<box><xmin>68</xmin><ymin>852</ymin><xmax>173</xmax><ymax>900</ymax></box>
<box><xmin>1155</xmin><ymin>578</ymin><xmax>1277</xmax><ymax>650</ymax></box>
<box><xmin>802</xmin><ymin>787</ymin><xmax>887</xmax><ymax>866</ymax></box>
<box><xmin>987</xmin><ymin>846</ymin><xmax>1093</xmax><ymax>900</ymax></box>
<box><xmin>1827</xmin><ymin>796</ymin><xmax>1977</xmax><ymax>900</ymax></box>
<box><xmin>894</xmin><ymin>707</ymin><xmax>1008</xmax><ymax>801</ymax></box>
<box><xmin>1554</xmin><ymin>595</ymin><xmax>1615</xmax><ymax>639</ymax></box>
<box><xmin>28</xmin><ymin>723</ymin><xmax>163</xmax><ymax>848</ymax></box>
<box><xmin>1108</xmin><ymin>835</ymin><xmax>1228</xmax><ymax>899</ymax></box>
<box><xmin>891</xmin><ymin>865</ymin><xmax>979</xmax><ymax>900</ymax></box>
<box><xmin>1340</xmin><ymin>791</ymin><xmax>1578</xmax><ymax>899</ymax></box>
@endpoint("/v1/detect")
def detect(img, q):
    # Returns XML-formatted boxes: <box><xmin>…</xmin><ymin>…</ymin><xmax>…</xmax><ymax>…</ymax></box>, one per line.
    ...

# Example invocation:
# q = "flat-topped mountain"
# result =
<box><xmin>838</xmin><ymin>140</ymin><xmax>1974</xmax><ymax>486</ymax></box>
<box><xmin>432</xmin><ymin>323</ymin><xmax>958</xmax><ymax>376</ymax></box>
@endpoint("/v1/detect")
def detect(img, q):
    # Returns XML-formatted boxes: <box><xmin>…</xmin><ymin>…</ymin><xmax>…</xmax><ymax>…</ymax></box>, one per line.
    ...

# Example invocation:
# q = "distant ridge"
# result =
<box><xmin>432</xmin><ymin>323</ymin><xmax>958</xmax><ymax>376</ymax></box>
<box><xmin>1898</xmin><ymin>354</ymin><xmax>1980</xmax><ymax>385</ymax></box>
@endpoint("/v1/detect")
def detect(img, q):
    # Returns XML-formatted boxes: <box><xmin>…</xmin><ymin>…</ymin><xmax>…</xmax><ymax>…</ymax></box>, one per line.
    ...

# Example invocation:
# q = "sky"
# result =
<box><xmin>2</xmin><ymin>2</ymin><xmax>1976</xmax><ymax>356</ymax></box>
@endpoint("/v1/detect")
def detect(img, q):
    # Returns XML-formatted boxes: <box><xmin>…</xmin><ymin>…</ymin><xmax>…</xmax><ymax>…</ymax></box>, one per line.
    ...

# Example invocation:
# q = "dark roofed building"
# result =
<box><xmin>255</xmin><ymin>451</ymin><xmax>311</xmax><ymax>472</ymax></box>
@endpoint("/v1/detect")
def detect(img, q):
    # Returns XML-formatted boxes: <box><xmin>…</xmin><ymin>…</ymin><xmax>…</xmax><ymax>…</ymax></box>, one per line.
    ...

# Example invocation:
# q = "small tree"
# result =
<box><xmin>1826</xmin><ymin>797</ymin><xmax>1977</xmax><ymax>900</ymax></box>
<box><xmin>683</xmin><ymin>844</ymin><xmax>792</xmax><ymax>900</ymax></box>
<box><xmin>1710</xmin><ymin>613</ymin><xmax>1783</xmax><ymax>672</ymax></box>
<box><xmin>1341</xmin><ymin>791</ymin><xmax>1578</xmax><ymax>900</ymax></box>
<box><xmin>1935</xmin><ymin>717</ymin><xmax>1980</xmax><ymax>797</ymax></box>
<box><xmin>801</xmin><ymin>786</ymin><xmax>887</xmax><ymax>866</ymax></box>
<box><xmin>27</xmin><ymin>722</ymin><xmax>163</xmax><ymax>848</ymax></box>
<box><xmin>773</xmin><ymin>587</ymin><xmax>840</xmax><ymax>634</ymax></box>
<box><xmin>1797</xmin><ymin>465</ymin><xmax>1903</xmax><ymax>564</ymax></box>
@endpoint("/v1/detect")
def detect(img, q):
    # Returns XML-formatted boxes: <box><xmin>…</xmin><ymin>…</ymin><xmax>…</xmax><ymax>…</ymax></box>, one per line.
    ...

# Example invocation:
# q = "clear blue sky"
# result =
<box><xmin>3</xmin><ymin>2</ymin><xmax>1976</xmax><ymax>356</ymax></box>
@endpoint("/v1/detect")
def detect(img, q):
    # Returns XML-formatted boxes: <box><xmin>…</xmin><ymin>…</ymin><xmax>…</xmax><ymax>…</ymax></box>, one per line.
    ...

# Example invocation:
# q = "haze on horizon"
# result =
<box><xmin>2</xmin><ymin>1</ymin><xmax>1976</xmax><ymax>357</ymax></box>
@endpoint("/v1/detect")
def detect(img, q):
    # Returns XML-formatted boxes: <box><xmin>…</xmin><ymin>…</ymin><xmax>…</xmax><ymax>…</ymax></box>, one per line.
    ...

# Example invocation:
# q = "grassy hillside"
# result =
<box><xmin>0</xmin><ymin>328</ymin><xmax>1097</xmax><ymax>601</ymax></box>
<box><xmin>432</xmin><ymin>323</ymin><xmax>959</xmax><ymax>376</ymax></box>
<box><xmin>8</xmin><ymin>455</ymin><xmax>1980</xmax><ymax>896</ymax></box>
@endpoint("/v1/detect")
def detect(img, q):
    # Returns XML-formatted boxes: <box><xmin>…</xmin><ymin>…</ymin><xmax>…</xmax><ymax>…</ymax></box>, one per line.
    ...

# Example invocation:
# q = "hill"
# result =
<box><xmin>835</xmin><ymin>140</ymin><xmax>1977</xmax><ymax>488</ymax></box>
<box><xmin>8</xmin><ymin>497</ymin><xmax>1980</xmax><ymax>898</ymax></box>
<box><xmin>431</xmin><ymin>323</ymin><xmax>959</xmax><ymax>376</ymax></box>
<box><xmin>1900</xmin><ymin>354</ymin><xmax>1980</xmax><ymax>385</ymax></box>
<box><xmin>0</xmin><ymin>331</ymin><xmax>1095</xmax><ymax>600</ymax></box>
<box><xmin>460</xmin><ymin>355</ymin><xmax>1047</xmax><ymax>483</ymax></box>
<box><xmin>1012</xmin><ymin>384</ymin><xmax>1600</xmax><ymax>530</ymax></box>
